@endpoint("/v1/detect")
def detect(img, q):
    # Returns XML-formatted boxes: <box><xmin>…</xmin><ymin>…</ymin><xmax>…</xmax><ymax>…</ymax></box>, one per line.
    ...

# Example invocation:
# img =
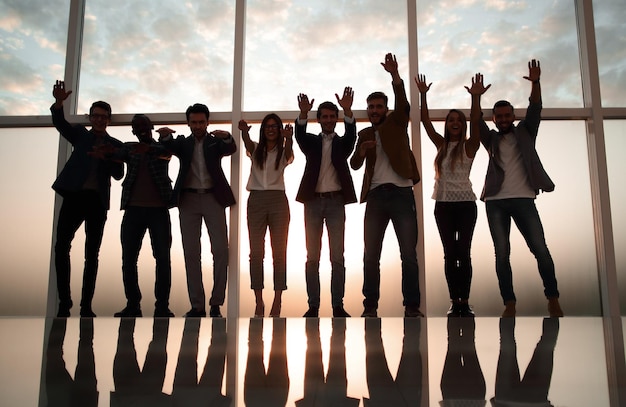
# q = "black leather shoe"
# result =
<box><xmin>303</xmin><ymin>307</ymin><xmax>319</xmax><ymax>317</ymax></box>
<box><xmin>333</xmin><ymin>306</ymin><xmax>351</xmax><ymax>318</ymax></box>
<box><xmin>154</xmin><ymin>308</ymin><xmax>174</xmax><ymax>318</ymax></box>
<box><xmin>459</xmin><ymin>303</ymin><xmax>475</xmax><ymax>318</ymax></box>
<box><xmin>80</xmin><ymin>307</ymin><xmax>97</xmax><ymax>318</ymax></box>
<box><xmin>404</xmin><ymin>305</ymin><xmax>424</xmax><ymax>318</ymax></box>
<box><xmin>209</xmin><ymin>305</ymin><xmax>222</xmax><ymax>318</ymax></box>
<box><xmin>447</xmin><ymin>302</ymin><xmax>461</xmax><ymax>317</ymax></box>
<box><xmin>114</xmin><ymin>306</ymin><xmax>142</xmax><ymax>318</ymax></box>
<box><xmin>184</xmin><ymin>308</ymin><xmax>206</xmax><ymax>318</ymax></box>
<box><xmin>361</xmin><ymin>306</ymin><xmax>378</xmax><ymax>318</ymax></box>
<box><xmin>57</xmin><ymin>307</ymin><xmax>70</xmax><ymax>318</ymax></box>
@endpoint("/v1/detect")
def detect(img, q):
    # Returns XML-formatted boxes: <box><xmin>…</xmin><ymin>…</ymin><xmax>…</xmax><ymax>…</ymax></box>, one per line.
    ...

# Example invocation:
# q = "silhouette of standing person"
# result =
<box><xmin>51</xmin><ymin>80</ymin><xmax>124</xmax><ymax>317</ymax></box>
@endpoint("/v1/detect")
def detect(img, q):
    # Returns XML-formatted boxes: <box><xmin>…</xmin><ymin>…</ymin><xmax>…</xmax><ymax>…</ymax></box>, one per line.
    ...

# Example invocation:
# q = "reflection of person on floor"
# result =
<box><xmin>171</xmin><ymin>318</ymin><xmax>230</xmax><ymax>406</ymax></box>
<box><xmin>45</xmin><ymin>318</ymin><xmax>98</xmax><ymax>406</ymax></box>
<box><xmin>440</xmin><ymin>318</ymin><xmax>486</xmax><ymax>406</ymax></box>
<box><xmin>110</xmin><ymin>318</ymin><xmax>170</xmax><ymax>406</ymax></box>
<box><xmin>490</xmin><ymin>318</ymin><xmax>559</xmax><ymax>407</ymax></box>
<box><xmin>296</xmin><ymin>318</ymin><xmax>360</xmax><ymax>406</ymax></box>
<box><xmin>364</xmin><ymin>318</ymin><xmax>422</xmax><ymax>406</ymax></box>
<box><xmin>244</xmin><ymin>318</ymin><xmax>289</xmax><ymax>406</ymax></box>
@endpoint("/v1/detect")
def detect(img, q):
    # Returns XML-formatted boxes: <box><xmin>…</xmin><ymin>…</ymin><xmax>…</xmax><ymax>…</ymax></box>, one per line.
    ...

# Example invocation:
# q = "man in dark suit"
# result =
<box><xmin>295</xmin><ymin>87</ymin><xmax>357</xmax><ymax>318</ymax></box>
<box><xmin>51</xmin><ymin>80</ymin><xmax>124</xmax><ymax>318</ymax></box>
<box><xmin>158</xmin><ymin>103</ymin><xmax>236</xmax><ymax>318</ymax></box>
<box><xmin>106</xmin><ymin>114</ymin><xmax>175</xmax><ymax>318</ymax></box>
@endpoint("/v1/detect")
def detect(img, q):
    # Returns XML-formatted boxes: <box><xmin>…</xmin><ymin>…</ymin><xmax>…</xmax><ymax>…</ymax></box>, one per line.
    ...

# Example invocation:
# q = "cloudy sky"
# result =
<box><xmin>0</xmin><ymin>0</ymin><xmax>624</xmax><ymax>318</ymax></box>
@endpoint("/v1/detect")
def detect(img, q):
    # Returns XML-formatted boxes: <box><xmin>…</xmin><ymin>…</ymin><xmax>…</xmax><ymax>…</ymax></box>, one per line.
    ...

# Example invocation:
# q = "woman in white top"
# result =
<box><xmin>415</xmin><ymin>74</ymin><xmax>480</xmax><ymax>317</ymax></box>
<box><xmin>239</xmin><ymin>114</ymin><xmax>294</xmax><ymax>317</ymax></box>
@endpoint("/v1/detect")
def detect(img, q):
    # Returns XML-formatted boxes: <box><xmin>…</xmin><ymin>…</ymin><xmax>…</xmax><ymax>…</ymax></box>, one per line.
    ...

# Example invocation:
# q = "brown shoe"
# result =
<box><xmin>502</xmin><ymin>300</ymin><xmax>516</xmax><ymax>318</ymax></box>
<box><xmin>548</xmin><ymin>297</ymin><xmax>564</xmax><ymax>317</ymax></box>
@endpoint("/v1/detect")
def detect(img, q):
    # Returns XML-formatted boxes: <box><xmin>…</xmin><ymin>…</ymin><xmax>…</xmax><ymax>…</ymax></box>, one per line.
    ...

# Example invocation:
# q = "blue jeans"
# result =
<box><xmin>121</xmin><ymin>206</ymin><xmax>172</xmax><ymax>309</ymax></box>
<box><xmin>485</xmin><ymin>198</ymin><xmax>559</xmax><ymax>303</ymax></box>
<box><xmin>304</xmin><ymin>194</ymin><xmax>346</xmax><ymax>308</ymax></box>
<box><xmin>363</xmin><ymin>185</ymin><xmax>420</xmax><ymax>308</ymax></box>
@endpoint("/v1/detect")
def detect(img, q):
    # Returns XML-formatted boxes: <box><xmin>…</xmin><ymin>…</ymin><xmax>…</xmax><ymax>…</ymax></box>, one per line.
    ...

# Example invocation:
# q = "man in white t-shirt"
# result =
<box><xmin>468</xmin><ymin>60</ymin><xmax>563</xmax><ymax>318</ymax></box>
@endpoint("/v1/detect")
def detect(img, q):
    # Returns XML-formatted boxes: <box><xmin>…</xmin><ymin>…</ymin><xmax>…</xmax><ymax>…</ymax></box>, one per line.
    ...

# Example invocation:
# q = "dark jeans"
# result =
<box><xmin>121</xmin><ymin>206</ymin><xmax>172</xmax><ymax>309</ymax></box>
<box><xmin>434</xmin><ymin>201</ymin><xmax>477</xmax><ymax>301</ymax></box>
<box><xmin>304</xmin><ymin>194</ymin><xmax>346</xmax><ymax>308</ymax></box>
<box><xmin>363</xmin><ymin>185</ymin><xmax>420</xmax><ymax>308</ymax></box>
<box><xmin>485</xmin><ymin>198</ymin><xmax>559</xmax><ymax>303</ymax></box>
<box><xmin>54</xmin><ymin>190</ymin><xmax>107</xmax><ymax>310</ymax></box>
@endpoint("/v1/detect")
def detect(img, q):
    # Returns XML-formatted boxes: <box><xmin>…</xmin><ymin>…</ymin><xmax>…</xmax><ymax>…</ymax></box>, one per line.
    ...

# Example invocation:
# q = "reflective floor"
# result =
<box><xmin>0</xmin><ymin>317</ymin><xmax>613</xmax><ymax>406</ymax></box>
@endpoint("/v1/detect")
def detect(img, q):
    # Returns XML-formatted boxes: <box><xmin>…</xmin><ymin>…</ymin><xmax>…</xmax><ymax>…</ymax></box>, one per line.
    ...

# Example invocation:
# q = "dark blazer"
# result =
<box><xmin>162</xmin><ymin>133</ymin><xmax>237</xmax><ymax>208</ymax></box>
<box><xmin>350</xmin><ymin>80</ymin><xmax>420</xmax><ymax>203</ymax></box>
<box><xmin>116</xmin><ymin>141</ymin><xmax>174</xmax><ymax>209</ymax></box>
<box><xmin>294</xmin><ymin>118</ymin><xmax>357</xmax><ymax>205</ymax></box>
<box><xmin>478</xmin><ymin>98</ymin><xmax>555</xmax><ymax>201</ymax></box>
<box><xmin>51</xmin><ymin>105</ymin><xmax>124</xmax><ymax>210</ymax></box>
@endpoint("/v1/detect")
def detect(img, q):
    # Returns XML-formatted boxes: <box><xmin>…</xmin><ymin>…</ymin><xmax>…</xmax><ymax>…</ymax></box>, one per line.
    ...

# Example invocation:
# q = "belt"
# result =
<box><xmin>315</xmin><ymin>190</ymin><xmax>341</xmax><ymax>198</ymax></box>
<box><xmin>182</xmin><ymin>188</ymin><xmax>214</xmax><ymax>194</ymax></box>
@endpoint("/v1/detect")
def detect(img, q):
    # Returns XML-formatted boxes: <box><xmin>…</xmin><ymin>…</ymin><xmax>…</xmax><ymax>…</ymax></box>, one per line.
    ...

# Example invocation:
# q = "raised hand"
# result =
<box><xmin>380</xmin><ymin>53</ymin><xmax>398</xmax><ymax>74</ymax></box>
<box><xmin>238</xmin><ymin>119</ymin><xmax>251</xmax><ymax>133</ymax></box>
<box><xmin>156</xmin><ymin>127</ymin><xmax>176</xmax><ymax>141</ymax></box>
<box><xmin>523</xmin><ymin>59</ymin><xmax>541</xmax><ymax>82</ymax></box>
<box><xmin>465</xmin><ymin>73</ymin><xmax>491</xmax><ymax>95</ymax></box>
<box><xmin>335</xmin><ymin>86</ymin><xmax>354</xmax><ymax>112</ymax></box>
<box><xmin>297</xmin><ymin>93</ymin><xmax>314</xmax><ymax>117</ymax></box>
<box><xmin>414</xmin><ymin>74</ymin><xmax>432</xmax><ymax>94</ymax></box>
<box><xmin>52</xmin><ymin>80</ymin><xmax>72</xmax><ymax>104</ymax></box>
<box><xmin>282</xmin><ymin>124</ymin><xmax>293</xmax><ymax>140</ymax></box>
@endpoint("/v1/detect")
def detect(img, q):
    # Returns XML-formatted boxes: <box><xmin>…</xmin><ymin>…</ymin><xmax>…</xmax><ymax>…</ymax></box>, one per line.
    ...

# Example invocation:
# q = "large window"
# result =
<box><xmin>0</xmin><ymin>0</ymin><xmax>70</xmax><ymax>115</ymax></box>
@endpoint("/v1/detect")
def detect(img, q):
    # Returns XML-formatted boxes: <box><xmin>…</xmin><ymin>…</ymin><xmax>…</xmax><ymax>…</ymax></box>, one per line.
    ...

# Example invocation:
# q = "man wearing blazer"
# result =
<box><xmin>51</xmin><ymin>80</ymin><xmax>124</xmax><ymax>318</ymax></box>
<box><xmin>158</xmin><ymin>103</ymin><xmax>236</xmax><ymax>318</ymax></box>
<box><xmin>350</xmin><ymin>53</ymin><xmax>422</xmax><ymax>318</ymax></box>
<box><xmin>295</xmin><ymin>87</ymin><xmax>357</xmax><ymax>318</ymax></box>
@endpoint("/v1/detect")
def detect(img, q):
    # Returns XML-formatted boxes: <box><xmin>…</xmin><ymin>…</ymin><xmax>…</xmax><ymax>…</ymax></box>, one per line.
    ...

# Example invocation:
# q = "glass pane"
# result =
<box><xmin>79</xmin><ymin>0</ymin><xmax>235</xmax><ymax>114</ymax></box>
<box><xmin>0</xmin><ymin>128</ymin><xmax>58</xmax><ymax>315</ymax></box>
<box><xmin>422</xmin><ymin>120</ymin><xmax>600</xmax><ymax>316</ymax></box>
<box><xmin>594</xmin><ymin>0</ymin><xmax>626</xmax><ymax>107</ymax></box>
<box><xmin>416</xmin><ymin>0</ymin><xmax>582</xmax><ymax>109</ymax></box>
<box><xmin>244</xmin><ymin>0</ymin><xmax>409</xmax><ymax>111</ymax></box>
<box><xmin>605</xmin><ymin>120</ymin><xmax>626</xmax><ymax>313</ymax></box>
<box><xmin>0</xmin><ymin>0</ymin><xmax>70</xmax><ymax>115</ymax></box>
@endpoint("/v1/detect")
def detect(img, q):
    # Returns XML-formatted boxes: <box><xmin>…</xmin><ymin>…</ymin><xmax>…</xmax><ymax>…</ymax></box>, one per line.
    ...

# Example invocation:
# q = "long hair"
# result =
<box><xmin>434</xmin><ymin>109</ymin><xmax>467</xmax><ymax>177</ymax></box>
<box><xmin>253</xmin><ymin>113</ymin><xmax>285</xmax><ymax>170</ymax></box>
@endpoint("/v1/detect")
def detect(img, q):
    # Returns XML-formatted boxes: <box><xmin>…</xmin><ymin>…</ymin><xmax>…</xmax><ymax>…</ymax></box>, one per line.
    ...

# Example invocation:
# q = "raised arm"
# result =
<box><xmin>335</xmin><ymin>86</ymin><xmax>354</xmax><ymax>119</ymax></box>
<box><xmin>282</xmin><ymin>123</ymin><xmax>294</xmax><ymax>164</ymax></box>
<box><xmin>464</xmin><ymin>73</ymin><xmax>490</xmax><ymax>157</ymax></box>
<box><xmin>524</xmin><ymin>59</ymin><xmax>541</xmax><ymax>104</ymax></box>
<box><xmin>381</xmin><ymin>53</ymin><xmax>401</xmax><ymax>85</ymax></box>
<box><xmin>238</xmin><ymin>119</ymin><xmax>255</xmax><ymax>156</ymax></box>
<box><xmin>414</xmin><ymin>74</ymin><xmax>443</xmax><ymax>149</ymax></box>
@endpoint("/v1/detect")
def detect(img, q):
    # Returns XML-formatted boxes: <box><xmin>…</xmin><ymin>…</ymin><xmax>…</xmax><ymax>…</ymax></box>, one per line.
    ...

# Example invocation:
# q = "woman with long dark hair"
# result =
<box><xmin>415</xmin><ymin>74</ymin><xmax>480</xmax><ymax>317</ymax></box>
<box><xmin>239</xmin><ymin>114</ymin><xmax>294</xmax><ymax>317</ymax></box>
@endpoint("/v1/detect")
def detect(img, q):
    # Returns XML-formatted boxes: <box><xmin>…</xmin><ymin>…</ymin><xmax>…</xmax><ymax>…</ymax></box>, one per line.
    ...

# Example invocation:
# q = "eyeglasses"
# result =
<box><xmin>89</xmin><ymin>114</ymin><xmax>110</xmax><ymax>120</ymax></box>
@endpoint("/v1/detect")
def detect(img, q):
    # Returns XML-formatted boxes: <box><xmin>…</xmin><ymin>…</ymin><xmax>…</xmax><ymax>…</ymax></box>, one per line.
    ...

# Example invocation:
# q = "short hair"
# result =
<box><xmin>492</xmin><ymin>100</ymin><xmax>514</xmax><ymax>114</ymax></box>
<box><xmin>316</xmin><ymin>101</ymin><xmax>339</xmax><ymax>120</ymax></box>
<box><xmin>185</xmin><ymin>103</ymin><xmax>210</xmax><ymax>121</ymax></box>
<box><xmin>366</xmin><ymin>91</ymin><xmax>388</xmax><ymax>106</ymax></box>
<box><xmin>131</xmin><ymin>113</ymin><xmax>152</xmax><ymax>126</ymax></box>
<box><xmin>90</xmin><ymin>101</ymin><xmax>112</xmax><ymax>117</ymax></box>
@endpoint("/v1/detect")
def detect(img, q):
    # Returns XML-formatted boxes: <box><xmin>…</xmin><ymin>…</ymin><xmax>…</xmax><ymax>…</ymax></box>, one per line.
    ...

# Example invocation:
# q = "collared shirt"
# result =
<box><xmin>184</xmin><ymin>134</ymin><xmax>213</xmax><ymax>189</ymax></box>
<box><xmin>315</xmin><ymin>131</ymin><xmax>342</xmax><ymax>193</ymax></box>
<box><xmin>371</xmin><ymin>129</ymin><xmax>413</xmax><ymax>190</ymax></box>
<box><xmin>246</xmin><ymin>143</ymin><xmax>292</xmax><ymax>191</ymax></box>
